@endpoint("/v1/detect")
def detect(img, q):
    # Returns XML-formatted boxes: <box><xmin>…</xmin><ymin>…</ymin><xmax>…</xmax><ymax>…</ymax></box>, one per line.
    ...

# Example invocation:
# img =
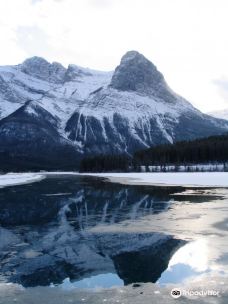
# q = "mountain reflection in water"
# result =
<box><xmin>0</xmin><ymin>175</ymin><xmax>224</xmax><ymax>289</ymax></box>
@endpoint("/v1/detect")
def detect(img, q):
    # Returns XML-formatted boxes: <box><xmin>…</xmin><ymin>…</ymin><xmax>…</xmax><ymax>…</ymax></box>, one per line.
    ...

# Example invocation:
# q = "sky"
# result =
<box><xmin>0</xmin><ymin>0</ymin><xmax>228</xmax><ymax>113</ymax></box>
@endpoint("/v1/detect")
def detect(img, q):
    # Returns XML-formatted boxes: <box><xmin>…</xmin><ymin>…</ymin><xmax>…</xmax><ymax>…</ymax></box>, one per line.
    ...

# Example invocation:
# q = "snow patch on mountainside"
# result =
<box><xmin>81</xmin><ymin>87</ymin><xmax>194</xmax><ymax>119</ymax></box>
<box><xmin>0</xmin><ymin>63</ymin><xmax>113</xmax><ymax>125</ymax></box>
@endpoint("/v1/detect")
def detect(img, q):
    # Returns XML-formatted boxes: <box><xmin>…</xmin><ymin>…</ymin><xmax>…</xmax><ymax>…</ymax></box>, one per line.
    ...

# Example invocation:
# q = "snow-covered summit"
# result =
<box><xmin>0</xmin><ymin>56</ymin><xmax>112</xmax><ymax>123</ymax></box>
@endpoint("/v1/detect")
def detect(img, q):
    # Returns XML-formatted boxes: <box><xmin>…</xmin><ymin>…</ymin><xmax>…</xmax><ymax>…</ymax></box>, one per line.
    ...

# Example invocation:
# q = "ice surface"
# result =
<box><xmin>1</xmin><ymin>172</ymin><xmax>228</xmax><ymax>188</ymax></box>
<box><xmin>0</xmin><ymin>173</ymin><xmax>45</xmax><ymax>188</ymax></box>
<box><xmin>82</xmin><ymin>172</ymin><xmax>228</xmax><ymax>187</ymax></box>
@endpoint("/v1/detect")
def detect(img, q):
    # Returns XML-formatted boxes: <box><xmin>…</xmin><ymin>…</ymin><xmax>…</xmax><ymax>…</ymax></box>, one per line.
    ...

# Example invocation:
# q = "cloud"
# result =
<box><xmin>213</xmin><ymin>77</ymin><xmax>228</xmax><ymax>103</ymax></box>
<box><xmin>30</xmin><ymin>0</ymin><xmax>62</xmax><ymax>3</ymax></box>
<box><xmin>30</xmin><ymin>0</ymin><xmax>43</xmax><ymax>4</ymax></box>
<box><xmin>15</xmin><ymin>26</ymin><xmax>51</xmax><ymax>59</ymax></box>
<box><xmin>86</xmin><ymin>0</ymin><xmax>114</xmax><ymax>9</ymax></box>
<box><xmin>1</xmin><ymin>0</ymin><xmax>228</xmax><ymax>111</ymax></box>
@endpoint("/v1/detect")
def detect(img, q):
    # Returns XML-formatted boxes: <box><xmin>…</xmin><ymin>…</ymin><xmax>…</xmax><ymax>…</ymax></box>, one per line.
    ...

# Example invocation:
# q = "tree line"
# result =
<box><xmin>134</xmin><ymin>134</ymin><xmax>228</xmax><ymax>166</ymax></box>
<box><xmin>79</xmin><ymin>134</ymin><xmax>228</xmax><ymax>172</ymax></box>
<box><xmin>79</xmin><ymin>154</ymin><xmax>131</xmax><ymax>172</ymax></box>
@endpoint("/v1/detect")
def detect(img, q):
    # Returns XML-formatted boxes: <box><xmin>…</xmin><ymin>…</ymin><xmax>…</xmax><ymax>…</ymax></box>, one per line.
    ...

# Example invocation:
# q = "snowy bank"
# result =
<box><xmin>83</xmin><ymin>172</ymin><xmax>228</xmax><ymax>187</ymax></box>
<box><xmin>0</xmin><ymin>173</ymin><xmax>45</xmax><ymax>188</ymax></box>
<box><xmin>1</xmin><ymin>172</ymin><xmax>228</xmax><ymax>188</ymax></box>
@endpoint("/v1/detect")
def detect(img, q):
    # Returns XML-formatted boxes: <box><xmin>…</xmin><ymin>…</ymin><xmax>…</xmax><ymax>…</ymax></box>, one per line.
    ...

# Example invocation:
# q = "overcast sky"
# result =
<box><xmin>0</xmin><ymin>0</ymin><xmax>228</xmax><ymax>112</ymax></box>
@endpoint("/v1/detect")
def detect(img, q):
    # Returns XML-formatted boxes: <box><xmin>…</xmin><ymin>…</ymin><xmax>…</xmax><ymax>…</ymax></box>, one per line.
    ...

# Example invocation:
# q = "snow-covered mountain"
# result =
<box><xmin>208</xmin><ymin>109</ymin><xmax>228</xmax><ymax>121</ymax></box>
<box><xmin>0</xmin><ymin>51</ymin><xmax>228</xmax><ymax>169</ymax></box>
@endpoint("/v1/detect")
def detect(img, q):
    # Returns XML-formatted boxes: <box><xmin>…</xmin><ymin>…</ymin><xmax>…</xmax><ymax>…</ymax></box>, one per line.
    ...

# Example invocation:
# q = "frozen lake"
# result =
<box><xmin>0</xmin><ymin>174</ymin><xmax>227</xmax><ymax>303</ymax></box>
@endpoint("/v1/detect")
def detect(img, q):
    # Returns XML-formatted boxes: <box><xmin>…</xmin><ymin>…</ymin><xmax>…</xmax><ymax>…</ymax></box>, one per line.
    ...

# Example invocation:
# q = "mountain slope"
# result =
<box><xmin>0</xmin><ymin>51</ymin><xmax>228</xmax><ymax>169</ymax></box>
<box><xmin>0</xmin><ymin>101</ymin><xmax>80</xmax><ymax>170</ymax></box>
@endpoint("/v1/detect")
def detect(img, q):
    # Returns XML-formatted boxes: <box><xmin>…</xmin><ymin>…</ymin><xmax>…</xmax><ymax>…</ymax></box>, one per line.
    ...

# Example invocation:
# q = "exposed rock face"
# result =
<box><xmin>20</xmin><ymin>56</ymin><xmax>67</xmax><ymax>83</ymax></box>
<box><xmin>110</xmin><ymin>51</ymin><xmax>179</xmax><ymax>104</ymax></box>
<box><xmin>110</xmin><ymin>51</ymin><xmax>164</xmax><ymax>94</ymax></box>
<box><xmin>0</xmin><ymin>51</ymin><xmax>228</xmax><ymax>169</ymax></box>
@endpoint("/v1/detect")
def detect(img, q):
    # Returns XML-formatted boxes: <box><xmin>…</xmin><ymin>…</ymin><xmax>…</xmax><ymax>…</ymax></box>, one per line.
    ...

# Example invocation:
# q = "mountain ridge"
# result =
<box><xmin>0</xmin><ymin>50</ymin><xmax>228</xmax><ymax>170</ymax></box>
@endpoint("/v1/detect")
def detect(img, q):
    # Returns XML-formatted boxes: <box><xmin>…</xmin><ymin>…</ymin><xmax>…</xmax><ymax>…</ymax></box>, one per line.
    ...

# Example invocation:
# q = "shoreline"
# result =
<box><xmin>0</xmin><ymin>173</ymin><xmax>46</xmax><ymax>188</ymax></box>
<box><xmin>79</xmin><ymin>172</ymin><xmax>228</xmax><ymax>188</ymax></box>
<box><xmin>1</xmin><ymin>172</ymin><xmax>228</xmax><ymax>188</ymax></box>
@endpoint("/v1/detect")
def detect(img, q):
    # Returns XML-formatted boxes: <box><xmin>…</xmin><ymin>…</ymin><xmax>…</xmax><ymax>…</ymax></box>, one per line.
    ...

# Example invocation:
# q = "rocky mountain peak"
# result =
<box><xmin>21</xmin><ymin>56</ymin><xmax>50</xmax><ymax>72</ymax></box>
<box><xmin>20</xmin><ymin>56</ymin><xmax>66</xmax><ymax>83</ymax></box>
<box><xmin>110</xmin><ymin>50</ymin><xmax>164</xmax><ymax>94</ymax></box>
<box><xmin>120</xmin><ymin>50</ymin><xmax>148</xmax><ymax>63</ymax></box>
